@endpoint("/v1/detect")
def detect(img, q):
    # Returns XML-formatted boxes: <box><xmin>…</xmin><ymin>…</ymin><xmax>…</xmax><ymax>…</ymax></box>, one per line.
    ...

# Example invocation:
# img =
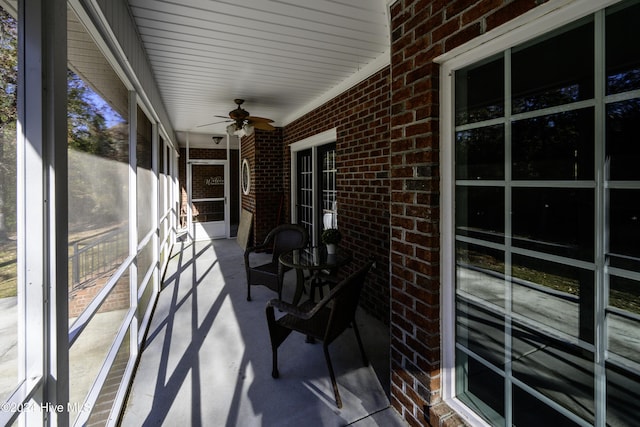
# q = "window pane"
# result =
<box><xmin>137</xmin><ymin>107</ymin><xmax>153</xmax><ymax>241</ymax></box>
<box><xmin>606</xmin><ymin>1</ymin><xmax>640</xmax><ymax>95</ymax></box>
<box><xmin>512</xmin><ymin>188</ymin><xmax>593</xmax><ymax>261</ymax></box>
<box><xmin>455</xmin><ymin>56</ymin><xmax>504</xmax><ymax>125</ymax></box>
<box><xmin>158</xmin><ymin>138</ymin><xmax>165</xmax><ymax>221</ymax></box>
<box><xmin>512</xmin><ymin>108</ymin><xmax>594</xmax><ymax>180</ymax></box>
<box><xmin>0</xmin><ymin>3</ymin><xmax>17</xmax><ymax>403</ymax></box>
<box><xmin>606</xmin><ymin>362</ymin><xmax>640</xmax><ymax>426</ymax></box>
<box><xmin>511</xmin><ymin>324</ymin><xmax>595</xmax><ymax>423</ymax></box>
<box><xmin>609</xmin><ymin>189</ymin><xmax>640</xmax><ymax>271</ymax></box>
<box><xmin>193</xmin><ymin>164</ymin><xmax>224</xmax><ymax>199</ymax></box>
<box><xmin>512</xmin><ymin>385</ymin><xmax>581</xmax><ymax>427</ymax></box>
<box><xmin>608</xmin><ymin>275</ymin><xmax>640</xmax><ymax>363</ymax></box>
<box><xmin>68</xmin><ymin>225</ymin><xmax>128</xmax><ymax>316</ymax></box>
<box><xmin>69</xmin><ymin>275</ymin><xmax>130</xmax><ymax>424</ymax></box>
<box><xmin>321</xmin><ymin>146</ymin><xmax>337</xmax><ymax>230</ymax></box>
<box><xmin>137</xmin><ymin>239</ymin><xmax>153</xmax><ymax>289</ymax></box>
<box><xmin>192</xmin><ymin>200</ymin><xmax>224</xmax><ymax>223</ymax></box>
<box><xmin>455</xmin><ymin>186</ymin><xmax>504</xmax><ymax>243</ymax></box>
<box><xmin>297</xmin><ymin>149</ymin><xmax>313</xmax><ymax>239</ymax></box>
<box><xmin>67</xmin><ymin>7</ymin><xmax>130</xmax><ymax>422</ymax></box>
<box><xmin>512</xmin><ymin>20</ymin><xmax>594</xmax><ymax>114</ymax></box>
<box><xmin>456</xmin><ymin>242</ymin><xmax>505</xmax><ymax>307</ymax></box>
<box><xmin>456</xmin><ymin>300</ymin><xmax>505</xmax><ymax>368</ymax></box>
<box><xmin>67</xmin><ymin>8</ymin><xmax>129</xmax><ymax>314</ymax></box>
<box><xmin>606</xmin><ymin>99</ymin><xmax>640</xmax><ymax>181</ymax></box>
<box><xmin>512</xmin><ymin>254</ymin><xmax>592</xmax><ymax>341</ymax></box>
<box><xmin>456</xmin><ymin>349</ymin><xmax>505</xmax><ymax>426</ymax></box>
<box><xmin>138</xmin><ymin>276</ymin><xmax>154</xmax><ymax>324</ymax></box>
<box><xmin>456</xmin><ymin>125</ymin><xmax>504</xmax><ymax>180</ymax></box>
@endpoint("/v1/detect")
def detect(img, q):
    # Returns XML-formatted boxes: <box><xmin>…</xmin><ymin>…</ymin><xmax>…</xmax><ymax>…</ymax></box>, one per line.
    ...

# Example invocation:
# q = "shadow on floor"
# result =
<box><xmin>120</xmin><ymin>238</ymin><xmax>406</xmax><ymax>427</ymax></box>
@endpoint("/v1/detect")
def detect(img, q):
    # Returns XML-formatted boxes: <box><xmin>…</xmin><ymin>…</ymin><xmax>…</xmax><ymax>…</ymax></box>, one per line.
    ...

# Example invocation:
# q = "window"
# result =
<box><xmin>0</xmin><ymin>1</ymin><xmax>178</xmax><ymax>425</ymax></box>
<box><xmin>445</xmin><ymin>1</ymin><xmax>640</xmax><ymax>425</ymax></box>
<box><xmin>319</xmin><ymin>144</ymin><xmax>337</xmax><ymax>230</ymax></box>
<box><xmin>291</xmin><ymin>130</ymin><xmax>337</xmax><ymax>245</ymax></box>
<box><xmin>67</xmin><ymin>6</ymin><xmax>132</xmax><ymax>424</ymax></box>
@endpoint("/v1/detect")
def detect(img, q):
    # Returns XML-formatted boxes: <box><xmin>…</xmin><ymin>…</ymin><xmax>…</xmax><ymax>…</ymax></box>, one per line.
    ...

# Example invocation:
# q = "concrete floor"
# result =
<box><xmin>121</xmin><ymin>238</ymin><xmax>406</xmax><ymax>427</ymax></box>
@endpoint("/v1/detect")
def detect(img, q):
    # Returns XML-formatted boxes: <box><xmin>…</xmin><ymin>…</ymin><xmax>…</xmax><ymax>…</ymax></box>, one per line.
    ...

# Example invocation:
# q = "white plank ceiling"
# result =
<box><xmin>127</xmin><ymin>0</ymin><xmax>391</xmax><ymax>143</ymax></box>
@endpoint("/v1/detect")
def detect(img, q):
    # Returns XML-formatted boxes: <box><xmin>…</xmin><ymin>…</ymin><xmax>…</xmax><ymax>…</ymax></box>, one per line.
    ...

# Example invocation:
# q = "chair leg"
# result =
<box><xmin>266</xmin><ymin>306</ymin><xmax>285</xmax><ymax>378</ymax></box>
<box><xmin>352</xmin><ymin>321</ymin><xmax>369</xmax><ymax>366</ymax></box>
<box><xmin>323</xmin><ymin>344</ymin><xmax>342</xmax><ymax>408</ymax></box>
<box><xmin>247</xmin><ymin>283</ymin><xmax>251</xmax><ymax>301</ymax></box>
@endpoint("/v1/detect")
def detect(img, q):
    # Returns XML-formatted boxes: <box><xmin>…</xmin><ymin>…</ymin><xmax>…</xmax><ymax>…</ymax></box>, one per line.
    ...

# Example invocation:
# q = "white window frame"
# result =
<box><xmin>437</xmin><ymin>1</ymin><xmax>623</xmax><ymax>426</ymax></box>
<box><xmin>289</xmin><ymin>128</ymin><xmax>337</xmax><ymax>245</ymax></box>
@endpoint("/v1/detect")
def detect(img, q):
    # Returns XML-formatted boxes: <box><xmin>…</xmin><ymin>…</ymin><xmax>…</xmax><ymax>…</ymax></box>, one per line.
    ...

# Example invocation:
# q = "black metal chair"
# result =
<box><xmin>244</xmin><ymin>224</ymin><xmax>308</xmax><ymax>302</ymax></box>
<box><xmin>265</xmin><ymin>260</ymin><xmax>374</xmax><ymax>408</ymax></box>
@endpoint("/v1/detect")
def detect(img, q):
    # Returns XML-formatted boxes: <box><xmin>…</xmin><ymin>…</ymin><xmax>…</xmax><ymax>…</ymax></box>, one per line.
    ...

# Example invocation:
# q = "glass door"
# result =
<box><xmin>294</xmin><ymin>143</ymin><xmax>336</xmax><ymax>245</ymax></box>
<box><xmin>297</xmin><ymin>149</ymin><xmax>313</xmax><ymax>241</ymax></box>
<box><xmin>189</xmin><ymin>161</ymin><xmax>228</xmax><ymax>240</ymax></box>
<box><xmin>318</xmin><ymin>143</ymin><xmax>337</xmax><ymax>232</ymax></box>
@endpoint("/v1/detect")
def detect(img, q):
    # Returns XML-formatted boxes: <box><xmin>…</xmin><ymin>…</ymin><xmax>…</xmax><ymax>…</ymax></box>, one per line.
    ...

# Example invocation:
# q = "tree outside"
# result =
<box><xmin>0</xmin><ymin>8</ymin><xmax>129</xmax><ymax>299</ymax></box>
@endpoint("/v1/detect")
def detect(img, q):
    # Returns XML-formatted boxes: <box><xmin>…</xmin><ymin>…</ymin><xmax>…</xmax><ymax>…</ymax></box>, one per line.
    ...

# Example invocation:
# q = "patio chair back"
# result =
<box><xmin>244</xmin><ymin>224</ymin><xmax>308</xmax><ymax>301</ymax></box>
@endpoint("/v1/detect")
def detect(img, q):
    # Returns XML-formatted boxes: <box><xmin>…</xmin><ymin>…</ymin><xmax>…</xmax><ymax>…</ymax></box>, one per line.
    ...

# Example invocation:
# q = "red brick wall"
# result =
<box><xmin>69</xmin><ymin>276</ymin><xmax>129</xmax><ymax>318</ymax></box>
<box><xmin>240</xmin><ymin>128</ymin><xmax>285</xmax><ymax>245</ymax></box>
<box><xmin>283</xmin><ymin>68</ymin><xmax>391</xmax><ymax>322</ymax></box>
<box><xmin>240</xmin><ymin>134</ymin><xmax>256</xmax><ymax>224</ymax></box>
<box><xmin>388</xmin><ymin>1</ymin><xmax>548</xmax><ymax>425</ymax></box>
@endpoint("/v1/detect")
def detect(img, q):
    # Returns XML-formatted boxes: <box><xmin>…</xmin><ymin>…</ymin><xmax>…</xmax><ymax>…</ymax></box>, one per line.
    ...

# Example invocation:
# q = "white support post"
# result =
<box><xmin>128</xmin><ymin>90</ymin><xmax>139</xmax><ymax>358</ymax></box>
<box><xmin>17</xmin><ymin>0</ymin><xmax>69</xmax><ymax>425</ymax></box>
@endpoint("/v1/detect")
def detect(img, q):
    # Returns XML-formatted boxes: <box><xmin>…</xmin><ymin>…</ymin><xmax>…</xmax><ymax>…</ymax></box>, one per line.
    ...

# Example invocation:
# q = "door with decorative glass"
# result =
<box><xmin>189</xmin><ymin>161</ymin><xmax>228</xmax><ymax>240</ymax></box>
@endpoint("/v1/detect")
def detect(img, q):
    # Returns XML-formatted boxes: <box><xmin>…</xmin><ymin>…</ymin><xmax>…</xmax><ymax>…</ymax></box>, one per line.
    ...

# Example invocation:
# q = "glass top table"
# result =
<box><xmin>279</xmin><ymin>246</ymin><xmax>352</xmax><ymax>303</ymax></box>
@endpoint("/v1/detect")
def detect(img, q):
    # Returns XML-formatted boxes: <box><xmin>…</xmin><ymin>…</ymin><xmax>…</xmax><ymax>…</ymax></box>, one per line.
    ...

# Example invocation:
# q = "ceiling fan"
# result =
<box><xmin>198</xmin><ymin>99</ymin><xmax>275</xmax><ymax>136</ymax></box>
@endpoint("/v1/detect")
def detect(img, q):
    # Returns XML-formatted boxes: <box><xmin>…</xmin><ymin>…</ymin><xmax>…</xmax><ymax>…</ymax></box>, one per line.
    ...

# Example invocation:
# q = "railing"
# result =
<box><xmin>69</xmin><ymin>226</ymin><xmax>128</xmax><ymax>288</ymax></box>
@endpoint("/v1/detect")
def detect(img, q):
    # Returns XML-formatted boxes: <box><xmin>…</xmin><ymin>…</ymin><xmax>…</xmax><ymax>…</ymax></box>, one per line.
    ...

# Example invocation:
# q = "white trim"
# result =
<box><xmin>241</xmin><ymin>158</ymin><xmax>251</xmax><ymax>195</ymax></box>
<box><xmin>440</xmin><ymin>58</ymin><xmax>455</xmax><ymax>403</ymax></box>
<box><xmin>289</xmin><ymin>128</ymin><xmax>337</xmax><ymax>152</ymax></box>
<box><xmin>289</xmin><ymin>129</ymin><xmax>337</xmax><ymax>226</ymax></box>
<box><xmin>282</xmin><ymin>50</ymin><xmax>390</xmax><ymax>126</ymax></box>
<box><xmin>188</xmin><ymin>160</ymin><xmax>229</xmax><ymax>240</ymax></box>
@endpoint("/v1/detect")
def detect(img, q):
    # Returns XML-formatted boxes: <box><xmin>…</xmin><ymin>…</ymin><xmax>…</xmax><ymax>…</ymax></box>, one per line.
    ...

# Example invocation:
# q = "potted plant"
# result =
<box><xmin>321</xmin><ymin>228</ymin><xmax>342</xmax><ymax>254</ymax></box>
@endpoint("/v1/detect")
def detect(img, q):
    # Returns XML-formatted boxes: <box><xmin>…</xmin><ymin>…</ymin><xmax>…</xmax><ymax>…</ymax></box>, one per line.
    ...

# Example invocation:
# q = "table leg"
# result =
<box><xmin>292</xmin><ymin>268</ymin><xmax>305</xmax><ymax>305</ymax></box>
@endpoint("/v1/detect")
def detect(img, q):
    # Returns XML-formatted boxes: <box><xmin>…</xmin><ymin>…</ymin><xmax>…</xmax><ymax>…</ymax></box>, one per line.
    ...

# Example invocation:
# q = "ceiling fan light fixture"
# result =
<box><xmin>211</xmin><ymin>99</ymin><xmax>274</xmax><ymax>136</ymax></box>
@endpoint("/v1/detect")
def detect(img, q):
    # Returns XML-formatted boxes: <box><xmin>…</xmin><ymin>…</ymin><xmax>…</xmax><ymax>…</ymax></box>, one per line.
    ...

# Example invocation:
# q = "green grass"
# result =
<box><xmin>0</xmin><ymin>240</ymin><xmax>17</xmax><ymax>298</ymax></box>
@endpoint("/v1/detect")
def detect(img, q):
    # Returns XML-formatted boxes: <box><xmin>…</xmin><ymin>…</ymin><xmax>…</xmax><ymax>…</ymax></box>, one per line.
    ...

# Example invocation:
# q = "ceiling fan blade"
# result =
<box><xmin>196</xmin><ymin>120</ymin><xmax>230</xmax><ymax>128</ymax></box>
<box><xmin>214</xmin><ymin>115</ymin><xmax>230</xmax><ymax>119</ymax></box>
<box><xmin>248</xmin><ymin>116</ymin><xmax>274</xmax><ymax>123</ymax></box>
<box><xmin>252</xmin><ymin>121</ymin><xmax>275</xmax><ymax>131</ymax></box>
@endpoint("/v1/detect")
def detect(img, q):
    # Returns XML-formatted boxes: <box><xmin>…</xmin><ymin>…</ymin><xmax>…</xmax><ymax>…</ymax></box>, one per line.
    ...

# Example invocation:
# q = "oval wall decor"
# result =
<box><xmin>241</xmin><ymin>158</ymin><xmax>251</xmax><ymax>195</ymax></box>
